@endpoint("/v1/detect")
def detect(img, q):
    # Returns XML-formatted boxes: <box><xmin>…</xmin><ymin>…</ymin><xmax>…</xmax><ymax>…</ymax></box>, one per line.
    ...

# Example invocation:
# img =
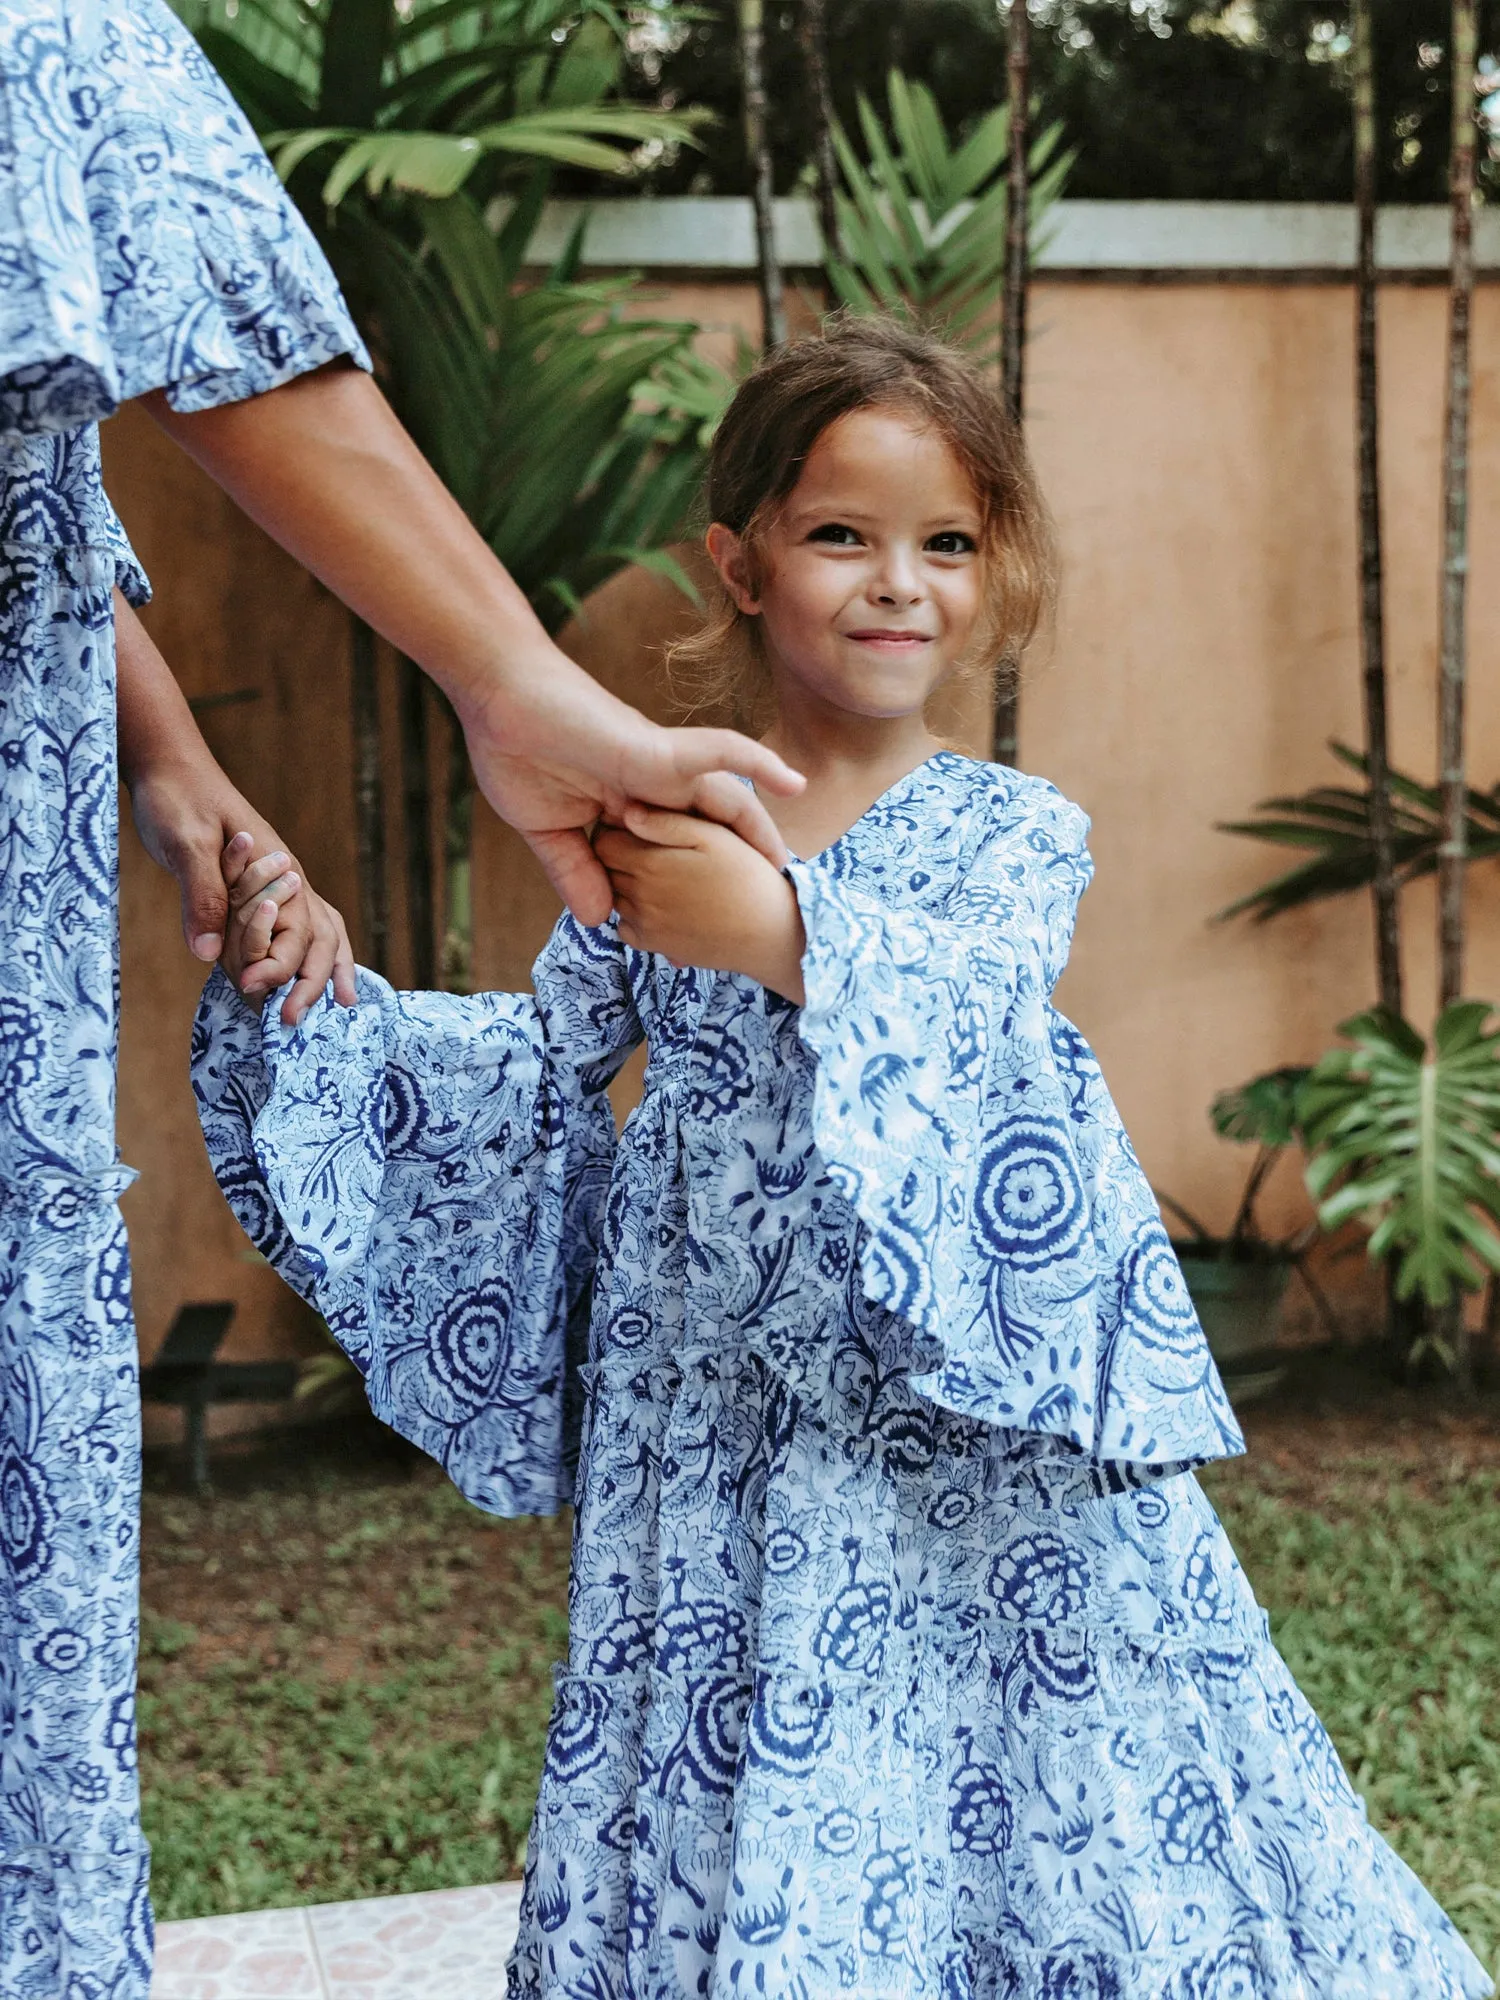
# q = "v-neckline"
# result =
<box><xmin>784</xmin><ymin>750</ymin><xmax>959</xmax><ymax>864</ymax></box>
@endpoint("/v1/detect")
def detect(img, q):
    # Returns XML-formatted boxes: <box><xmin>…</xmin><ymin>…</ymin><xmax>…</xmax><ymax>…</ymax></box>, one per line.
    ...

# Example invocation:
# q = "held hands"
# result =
<box><xmin>454</xmin><ymin>669</ymin><xmax>806</xmax><ymax>928</ymax></box>
<box><xmin>126</xmin><ymin>761</ymin><xmax>354</xmax><ymax>1027</ymax></box>
<box><xmin>594</xmin><ymin>808</ymin><xmax>807</xmax><ymax>1006</ymax></box>
<box><xmin>218</xmin><ymin>833</ymin><xmax>356</xmax><ymax>1024</ymax></box>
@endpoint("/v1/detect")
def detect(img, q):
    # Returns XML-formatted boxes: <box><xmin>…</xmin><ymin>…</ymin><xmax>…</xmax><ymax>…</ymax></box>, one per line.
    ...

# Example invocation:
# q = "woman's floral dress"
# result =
<box><xmin>0</xmin><ymin>3</ymin><xmax>365</xmax><ymax>1989</ymax></box>
<box><xmin>193</xmin><ymin>752</ymin><xmax>1491</xmax><ymax>2000</ymax></box>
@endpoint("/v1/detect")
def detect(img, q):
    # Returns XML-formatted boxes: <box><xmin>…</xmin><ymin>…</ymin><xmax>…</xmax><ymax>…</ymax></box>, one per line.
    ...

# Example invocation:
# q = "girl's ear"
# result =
<box><xmin>706</xmin><ymin>522</ymin><xmax>761</xmax><ymax>616</ymax></box>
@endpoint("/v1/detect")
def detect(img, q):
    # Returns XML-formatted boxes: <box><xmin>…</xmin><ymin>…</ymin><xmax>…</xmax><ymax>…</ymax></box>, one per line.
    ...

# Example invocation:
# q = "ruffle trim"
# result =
<box><xmin>509</xmin><ymin>1650</ymin><xmax>1490</xmax><ymax>2000</ymax></box>
<box><xmin>191</xmin><ymin>969</ymin><xmax>593</xmax><ymax>1519</ymax></box>
<box><xmin>789</xmin><ymin>858</ymin><xmax>1244</xmax><ymax>1478</ymax></box>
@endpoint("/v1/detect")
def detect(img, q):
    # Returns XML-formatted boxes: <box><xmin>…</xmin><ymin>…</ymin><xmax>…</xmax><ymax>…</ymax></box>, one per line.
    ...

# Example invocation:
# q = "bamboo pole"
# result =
<box><xmin>798</xmin><ymin>0</ymin><xmax>840</xmax><ymax>261</ymax></box>
<box><xmin>740</xmin><ymin>0</ymin><xmax>786</xmax><ymax>349</ymax></box>
<box><xmin>992</xmin><ymin>0</ymin><xmax>1030</xmax><ymax>766</ymax></box>
<box><xmin>1352</xmin><ymin>0</ymin><xmax>1403</xmax><ymax>1021</ymax></box>
<box><xmin>1438</xmin><ymin>0</ymin><xmax>1478</xmax><ymax>1007</ymax></box>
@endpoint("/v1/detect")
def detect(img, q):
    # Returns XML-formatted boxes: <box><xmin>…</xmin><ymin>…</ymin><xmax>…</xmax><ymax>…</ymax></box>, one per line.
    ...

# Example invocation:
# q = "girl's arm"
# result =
<box><xmin>143</xmin><ymin>365</ymin><xmax>804</xmax><ymax>925</ymax></box>
<box><xmin>116</xmin><ymin>593</ymin><xmax>354</xmax><ymax>1021</ymax></box>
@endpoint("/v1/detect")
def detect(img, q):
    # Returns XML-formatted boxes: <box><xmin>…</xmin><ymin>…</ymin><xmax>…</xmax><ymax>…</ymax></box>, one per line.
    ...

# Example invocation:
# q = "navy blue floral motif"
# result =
<box><xmin>194</xmin><ymin>753</ymin><xmax>1491</xmax><ymax>1998</ymax></box>
<box><xmin>1</xmin><ymin>4</ymin><xmax>365</xmax><ymax>1987</ymax></box>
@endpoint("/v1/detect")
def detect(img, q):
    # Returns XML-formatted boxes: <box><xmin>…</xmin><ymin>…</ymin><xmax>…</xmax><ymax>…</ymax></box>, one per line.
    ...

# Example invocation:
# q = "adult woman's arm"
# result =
<box><xmin>143</xmin><ymin>365</ymin><xmax>802</xmax><ymax>924</ymax></box>
<box><xmin>115</xmin><ymin>593</ymin><xmax>356</xmax><ymax>1021</ymax></box>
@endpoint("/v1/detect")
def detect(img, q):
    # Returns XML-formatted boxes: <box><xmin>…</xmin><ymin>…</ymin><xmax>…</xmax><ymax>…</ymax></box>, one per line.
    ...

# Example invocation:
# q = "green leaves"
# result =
<box><xmin>825</xmin><ymin>70</ymin><xmax>1072</xmax><ymax>363</ymax></box>
<box><xmin>179</xmin><ymin>0</ymin><xmax>705</xmax><ymax>204</ymax></box>
<box><xmin>354</xmin><ymin>191</ymin><xmax>708</xmax><ymax>623</ymax></box>
<box><xmin>1217</xmin><ymin>740</ymin><xmax>1500</xmax><ymax>925</ymax></box>
<box><xmin>1300</xmin><ymin>1003</ymin><xmax>1500</xmax><ymax>1306</ymax></box>
<box><xmin>271</xmin><ymin>106</ymin><xmax>705</xmax><ymax>206</ymax></box>
<box><xmin>1211</xmin><ymin>1067</ymin><xmax>1311</xmax><ymax>1151</ymax></box>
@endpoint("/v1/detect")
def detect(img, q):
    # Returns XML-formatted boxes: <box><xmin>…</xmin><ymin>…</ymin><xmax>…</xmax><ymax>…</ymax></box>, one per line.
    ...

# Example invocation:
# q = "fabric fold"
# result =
<box><xmin>0</xmin><ymin>0</ymin><xmax>369</xmax><ymax>438</ymax></box>
<box><xmin>191</xmin><ymin>960</ymin><xmax>626</xmax><ymax>1516</ymax></box>
<box><xmin>788</xmin><ymin>774</ymin><xmax>1243</xmax><ymax>1476</ymax></box>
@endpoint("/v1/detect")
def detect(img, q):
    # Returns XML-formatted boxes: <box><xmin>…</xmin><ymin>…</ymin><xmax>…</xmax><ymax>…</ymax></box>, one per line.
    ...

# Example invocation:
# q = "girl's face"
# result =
<box><xmin>708</xmin><ymin>406</ymin><xmax>987</xmax><ymax>726</ymax></box>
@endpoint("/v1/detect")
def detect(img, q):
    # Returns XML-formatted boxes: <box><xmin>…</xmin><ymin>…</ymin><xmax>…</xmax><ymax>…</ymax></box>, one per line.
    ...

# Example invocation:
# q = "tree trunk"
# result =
<box><xmin>1438</xmin><ymin>0</ymin><xmax>1477</xmax><ymax>1010</ymax></box>
<box><xmin>398</xmin><ymin>655</ymin><xmax>435</xmax><ymax>989</ymax></box>
<box><xmin>739</xmin><ymin>0</ymin><xmax>786</xmax><ymax>349</ymax></box>
<box><xmin>1439</xmin><ymin>0</ymin><xmax>1479</xmax><ymax>1390</ymax></box>
<box><xmin>349</xmin><ymin>616</ymin><xmax>388</xmax><ymax>977</ymax></box>
<box><xmin>1352</xmin><ymin>0</ymin><xmax>1402</xmax><ymax>1021</ymax></box>
<box><xmin>798</xmin><ymin>0</ymin><xmax>840</xmax><ymax>260</ymax></box>
<box><xmin>992</xmin><ymin>0</ymin><xmax>1030</xmax><ymax>767</ymax></box>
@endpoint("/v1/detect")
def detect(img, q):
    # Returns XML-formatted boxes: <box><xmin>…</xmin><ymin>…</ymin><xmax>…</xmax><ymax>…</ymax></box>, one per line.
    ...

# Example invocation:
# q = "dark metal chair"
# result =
<box><xmin>139</xmin><ymin>1302</ymin><xmax>298</xmax><ymax>1492</ymax></box>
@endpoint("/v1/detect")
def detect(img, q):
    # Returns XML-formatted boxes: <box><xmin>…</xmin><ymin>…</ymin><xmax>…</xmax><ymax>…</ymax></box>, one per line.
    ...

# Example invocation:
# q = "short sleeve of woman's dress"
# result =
<box><xmin>0</xmin><ymin>0</ymin><xmax>369</xmax><ymax>437</ymax></box>
<box><xmin>789</xmin><ymin>768</ymin><xmax>1244</xmax><ymax>1476</ymax></box>
<box><xmin>191</xmin><ymin>923</ymin><xmax>640</xmax><ymax>1515</ymax></box>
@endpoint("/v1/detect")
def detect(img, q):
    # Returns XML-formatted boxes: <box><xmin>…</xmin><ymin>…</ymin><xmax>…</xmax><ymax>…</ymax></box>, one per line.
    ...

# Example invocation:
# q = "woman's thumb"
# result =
<box><xmin>178</xmin><ymin>849</ymin><xmax>229</xmax><ymax>961</ymax></box>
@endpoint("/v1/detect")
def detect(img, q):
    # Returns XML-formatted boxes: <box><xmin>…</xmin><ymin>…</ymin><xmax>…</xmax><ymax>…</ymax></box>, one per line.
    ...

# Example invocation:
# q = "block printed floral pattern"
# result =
<box><xmin>195</xmin><ymin>754</ymin><xmax>1493</xmax><ymax>1999</ymax></box>
<box><xmin>0</xmin><ymin>3</ymin><xmax>364</xmax><ymax>1988</ymax></box>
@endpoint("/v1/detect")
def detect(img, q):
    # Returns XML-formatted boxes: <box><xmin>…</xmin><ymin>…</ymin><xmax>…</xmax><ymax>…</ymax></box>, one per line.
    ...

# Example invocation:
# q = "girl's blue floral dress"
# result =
<box><xmin>0</xmin><ymin>3</ymin><xmax>365</xmax><ymax>1989</ymax></box>
<box><xmin>193</xmin><ymin>752</ymin><xmax>1490</xmax><ymax>2000</ymax></box>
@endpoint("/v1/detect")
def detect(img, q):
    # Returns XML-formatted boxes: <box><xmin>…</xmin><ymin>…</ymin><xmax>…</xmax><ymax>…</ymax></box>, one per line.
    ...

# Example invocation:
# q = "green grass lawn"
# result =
<box><xmin>140</xmin><ymin>1388</ymin><xmax>1500</xmax><ymax>1980</ymax></box>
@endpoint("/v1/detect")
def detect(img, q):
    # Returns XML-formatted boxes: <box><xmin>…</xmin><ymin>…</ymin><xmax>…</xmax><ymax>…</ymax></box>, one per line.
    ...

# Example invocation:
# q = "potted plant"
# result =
<box><xmin>1157</xmin><ymin>1066</ymin><xmax>1331</xmax><ymax>1400</ymax></box>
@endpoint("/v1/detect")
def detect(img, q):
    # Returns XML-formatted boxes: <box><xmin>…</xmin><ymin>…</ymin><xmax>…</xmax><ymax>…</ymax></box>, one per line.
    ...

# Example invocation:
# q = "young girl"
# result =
<box><xmin>193</xmin><ymin>319</ymin><xmax>1489</xmax><ymax>2000</ymax></box>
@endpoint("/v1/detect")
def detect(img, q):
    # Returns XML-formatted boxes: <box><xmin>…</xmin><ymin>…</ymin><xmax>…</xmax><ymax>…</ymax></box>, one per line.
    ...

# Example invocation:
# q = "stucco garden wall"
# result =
<box><xmin>102</xmin><ymin>202</ymin><xmax>1500</xmax><ymax>1430</ymax></box>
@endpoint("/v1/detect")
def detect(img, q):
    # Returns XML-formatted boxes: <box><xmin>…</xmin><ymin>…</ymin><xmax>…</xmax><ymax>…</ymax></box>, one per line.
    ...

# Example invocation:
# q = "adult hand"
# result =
<box><xmin>127</xmin><ymin>761</ymin><xmax>353</xmax><ymax>1026</ymax></box>
<box><xmin>148</xmin><ymin>369</ymin><xmax>803</xmax><ymax>926</ymax></box>
<box><xmin>115</xmin><ymin>593</ymin><xmax>355</xmax><ymax>1025</ymax></box>
<box><xmin>458</xmin><ymin>661</ymin><xmax>804</xmax><ymax>925</ymax></box>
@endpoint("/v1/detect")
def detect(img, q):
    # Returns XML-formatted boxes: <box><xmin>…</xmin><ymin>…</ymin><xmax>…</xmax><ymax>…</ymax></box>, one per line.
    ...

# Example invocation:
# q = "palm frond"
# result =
<box><xmin>1217</xmin><ymin>741</ymin><xmax>1500</xmax><ymax>923</ymax></box>
<box><xmin>825</xmin><ymin>72</ymin><xmax>1070</xmax><ymax>361</ymax></box>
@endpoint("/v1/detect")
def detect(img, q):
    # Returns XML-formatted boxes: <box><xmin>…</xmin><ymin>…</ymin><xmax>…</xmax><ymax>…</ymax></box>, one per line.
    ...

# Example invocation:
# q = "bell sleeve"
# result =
<box><xmin>190</xmin><ymin>918</ymin><xmax>642</xmax><ymax>1515</ymax></box>
<box><xmin>0</xmin><ymin>0</ymin><xmax>368</xmax><ymax>438</ymax></box>
<box><xmin>789</xmin><ymin>771</ymin><xmax>1243</xmax><ymax>1475</ymax></box>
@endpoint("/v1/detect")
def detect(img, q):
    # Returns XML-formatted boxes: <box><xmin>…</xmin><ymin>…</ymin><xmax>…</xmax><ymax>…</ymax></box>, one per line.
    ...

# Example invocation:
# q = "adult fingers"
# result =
<box><xmin>658</xmin><ymin>726</ymin><xmax>804</xmax><ymax>800</ymax></box>
<box><xmin>524</xmin><ymin>827</ymin><xmax>615</xmax><ymax>926</ymax></box>
<box><xmin>680</xmin><ymin>772</ymin><xmax>790</xmax><ymax>870</ymax></box>
<box><xmin>176</xmin><ymin>840</ymin><xmax>231</xmax><ymax>962</ymax></box>
<box><xmin>220</xmin><ymin>830</ymin><xmax>255</xmax><ymax>891</ymax></box>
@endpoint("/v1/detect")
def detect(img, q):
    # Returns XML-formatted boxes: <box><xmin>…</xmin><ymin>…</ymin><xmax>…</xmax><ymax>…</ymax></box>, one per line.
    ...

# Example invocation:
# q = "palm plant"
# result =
<box><xmin>175</xmin><ymin>0</ymin><xmax>701</xmax><ymax>208</ymax></box>
<box><xmin>1299</xmin><ymin>1005</ymin><xmax>1500</xmax><ymax>1367</ymax></box>
<box><xmin>824</xmin><ymin>71</ymin><xmax>1071</xmax><ymax>370</ymax></box>
<box><xmin>1217</xmin><ymin>742</ymin><xmax>1500</xmax><ymax>926</ymax></box>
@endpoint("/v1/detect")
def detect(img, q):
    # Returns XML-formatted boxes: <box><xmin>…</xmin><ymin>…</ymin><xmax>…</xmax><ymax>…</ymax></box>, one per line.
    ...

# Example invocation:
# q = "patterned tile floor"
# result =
<box><xmin>152</xmin><ymin>1882</ymin><xmax>524</xmax><ymax>1999</ymax></box>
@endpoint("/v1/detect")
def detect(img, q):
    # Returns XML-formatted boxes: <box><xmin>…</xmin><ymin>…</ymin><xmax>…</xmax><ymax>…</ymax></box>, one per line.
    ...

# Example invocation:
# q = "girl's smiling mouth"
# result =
<box><xmin>844</xmin><ymin>628</ymin><xmax>935</xmax><ymax>647</ymax></box>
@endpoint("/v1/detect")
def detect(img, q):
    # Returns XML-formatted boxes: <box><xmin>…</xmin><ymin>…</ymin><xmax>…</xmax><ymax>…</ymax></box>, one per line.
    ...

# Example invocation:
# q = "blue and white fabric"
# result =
<box><xmin>193</xmin><ymin>752</ymin><xmax>1492</xmax><ymax>1999</ymax></box>
<box><xmin>0</xmin><ymin>3</ymin><xmax>365</xmax><ymax>1989</ymax></box>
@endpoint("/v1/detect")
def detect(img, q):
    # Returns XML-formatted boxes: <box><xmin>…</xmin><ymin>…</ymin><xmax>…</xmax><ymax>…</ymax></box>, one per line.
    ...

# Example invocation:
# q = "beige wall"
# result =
<box><xmin>103</xmin><ymin>274</ymin><xmax>1500</xmax><ymax>1398</ymax></box>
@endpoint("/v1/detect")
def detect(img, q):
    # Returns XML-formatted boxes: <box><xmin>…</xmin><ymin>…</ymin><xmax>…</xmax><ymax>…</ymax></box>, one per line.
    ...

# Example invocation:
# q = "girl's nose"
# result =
<box><xmin>872</xmin><ymin>548</ymin><xmax>923</xmax><ymax>606</ymax></box>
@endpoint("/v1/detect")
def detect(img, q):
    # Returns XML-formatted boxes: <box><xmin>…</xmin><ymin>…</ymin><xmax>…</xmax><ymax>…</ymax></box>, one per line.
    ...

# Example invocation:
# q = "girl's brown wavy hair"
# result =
<box><xmin>669</xmin><ymin>313</ymin><xmax>1056</xmax><ymax>722</ymax></box>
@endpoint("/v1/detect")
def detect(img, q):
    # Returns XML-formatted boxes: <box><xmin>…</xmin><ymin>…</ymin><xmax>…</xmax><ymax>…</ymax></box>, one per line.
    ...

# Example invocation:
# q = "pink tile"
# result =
<box><xmin>153</xmin><ymin>1908</ymin><xmax>322</xmax><ymax>1999</ymax></box>
<box><xmin>310</xmin><ymin>1883</ymin><xmax>523</xmax><ymax>1998</ymax></box>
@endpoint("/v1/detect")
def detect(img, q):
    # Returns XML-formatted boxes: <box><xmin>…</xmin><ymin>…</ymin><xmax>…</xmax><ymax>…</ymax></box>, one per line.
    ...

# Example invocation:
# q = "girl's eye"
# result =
<box><xmin>808</xmin><ymin>522</ymin><xmax>863</xmax><ymax>546</ymax></box>
<box><xmin>927</xmin><ymin>530</ymin><xmax>977</xmax><ymax>555</ymax></box>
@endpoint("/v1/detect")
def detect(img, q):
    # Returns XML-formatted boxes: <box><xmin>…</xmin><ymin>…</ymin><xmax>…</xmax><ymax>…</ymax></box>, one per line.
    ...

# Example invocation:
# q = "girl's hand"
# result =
<box><xmin>220</xmin><ymin>832</ymin><xmax>357</xmax><ymax>1025</ymax></box>
<box><xmin>594</xmin><ymin>807</ymin><xmax>806</xmax><ymax>1004</ymax></box>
